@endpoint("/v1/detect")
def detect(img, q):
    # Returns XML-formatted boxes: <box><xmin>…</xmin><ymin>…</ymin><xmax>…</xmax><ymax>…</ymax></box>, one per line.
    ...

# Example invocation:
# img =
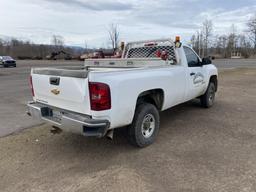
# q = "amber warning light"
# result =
<box><xmin>175</xmin><ymin>36</ymin><xmax>182</xmax><ymax>48</ymax></box>
<box><xmin>175</xmin><ymin>36</ymin><xmax>181</xmax><ymax>42</ymax></box>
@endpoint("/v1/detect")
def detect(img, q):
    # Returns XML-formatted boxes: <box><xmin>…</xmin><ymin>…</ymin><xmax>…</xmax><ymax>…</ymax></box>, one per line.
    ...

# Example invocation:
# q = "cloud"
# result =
<box><xmin>198</xmin><ymin>5</ymin><xmax>256</xmax><ymax>32</ymax></box>
<box><xmin>40</xmin><ymin>0</ymin><xmax>133</xmax><ymax>11</ymax></box>
<box><xmin>0</xmin><ymin>0</ymin><xmax>256</xmax><ymax>47</ymax></box>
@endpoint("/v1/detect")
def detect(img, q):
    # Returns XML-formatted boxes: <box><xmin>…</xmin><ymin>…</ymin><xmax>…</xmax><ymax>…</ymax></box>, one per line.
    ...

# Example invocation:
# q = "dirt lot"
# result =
<box><xmin>0</xmin><ymin>67</ymin><xmax>256</xmax><ymax>192</ymax></box>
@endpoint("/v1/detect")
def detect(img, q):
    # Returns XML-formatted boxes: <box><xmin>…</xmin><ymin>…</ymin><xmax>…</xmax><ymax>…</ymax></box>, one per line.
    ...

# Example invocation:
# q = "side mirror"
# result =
<box><xmin>201</xmin><ymin>57</ymin><xmax>212</xmax><ymax>65</ymax></box>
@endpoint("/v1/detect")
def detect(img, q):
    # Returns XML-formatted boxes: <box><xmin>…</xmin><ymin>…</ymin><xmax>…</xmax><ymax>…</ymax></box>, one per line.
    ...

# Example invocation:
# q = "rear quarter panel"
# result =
<box><xmin>89</xmin><ymin>66</ymin><xmax>186</xmax><ymax>129</ymax></box>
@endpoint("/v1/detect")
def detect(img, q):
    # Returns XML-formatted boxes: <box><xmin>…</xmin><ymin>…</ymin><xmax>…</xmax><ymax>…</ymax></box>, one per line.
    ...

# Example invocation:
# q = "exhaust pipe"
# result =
<box><xmin>106</xmin><ymin>129</ymin><xmax>114</xmax><ymax>140</ymax></box>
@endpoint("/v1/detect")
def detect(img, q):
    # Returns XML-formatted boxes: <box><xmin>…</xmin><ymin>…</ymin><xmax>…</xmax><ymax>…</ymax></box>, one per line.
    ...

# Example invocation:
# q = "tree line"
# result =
<box><xmin>0</xmin><ymin>35</ymin><xmax>82</xmax><ymax>59</ymax></box>
<box><xmin>190</xmin><ymin>15</ymin><xmax>256</xmax><ymax>58</ymax></box>
<box><xmin>0</xmin><ymin>24</ymin><xmax>121</xmax><ymax>60</ymax></box>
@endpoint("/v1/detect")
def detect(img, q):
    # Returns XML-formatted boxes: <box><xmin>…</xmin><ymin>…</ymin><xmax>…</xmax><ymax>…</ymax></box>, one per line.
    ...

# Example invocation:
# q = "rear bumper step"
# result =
<box><xmin>27</xmin><ymin>102</ymin><xmax>110</xmax><ymax>137</ymax></box>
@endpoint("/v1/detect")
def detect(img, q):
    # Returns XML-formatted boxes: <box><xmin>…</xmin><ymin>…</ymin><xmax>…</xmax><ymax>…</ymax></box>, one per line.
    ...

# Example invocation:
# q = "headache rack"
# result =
<box><xmin>127</xmin><ymin>45</ymin><xmax>176</xmax><ymax>60</ymax></box>
<box><xmin>123</xmin><ymin>38</ymin><xmax>176</xmax><ymax>59</ymax></box>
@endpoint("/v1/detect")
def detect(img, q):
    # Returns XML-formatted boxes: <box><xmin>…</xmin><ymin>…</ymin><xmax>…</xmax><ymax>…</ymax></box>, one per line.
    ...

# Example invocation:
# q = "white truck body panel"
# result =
<box><xmin>88</xmin><ymin>65</ymin><xmax>187</xmax><ymax>128</ymax></box>
<box><xmin>32</xmin><ymin>74</ymin><xmax>91</xmax><ymax>115</ymax></box>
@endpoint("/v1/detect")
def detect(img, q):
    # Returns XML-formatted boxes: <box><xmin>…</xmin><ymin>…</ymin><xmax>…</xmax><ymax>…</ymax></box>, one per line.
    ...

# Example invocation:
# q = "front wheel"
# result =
<box><xmin>200</xmin><ymin>82</ymin><xmax>216</xmax><ymax>108</ymax></box>
<box><xmin>128</xmin><ymin>103</ymin><xmax>160</xmax><ymax>147</ymax></box>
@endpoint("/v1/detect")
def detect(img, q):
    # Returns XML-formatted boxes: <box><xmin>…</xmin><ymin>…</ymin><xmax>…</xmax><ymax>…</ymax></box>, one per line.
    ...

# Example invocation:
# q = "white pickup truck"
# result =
<box><xmin>27</xmin><ymin>38</ymin><xmax>218</xmax><ymax>147</ymax></box>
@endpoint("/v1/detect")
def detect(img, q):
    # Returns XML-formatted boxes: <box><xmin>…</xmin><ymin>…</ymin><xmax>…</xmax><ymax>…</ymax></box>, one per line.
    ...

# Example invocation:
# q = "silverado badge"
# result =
<box><xmin>51</xmin><ymin>89</ymin><xmax>60</xmax><ymax>95</ymax></box>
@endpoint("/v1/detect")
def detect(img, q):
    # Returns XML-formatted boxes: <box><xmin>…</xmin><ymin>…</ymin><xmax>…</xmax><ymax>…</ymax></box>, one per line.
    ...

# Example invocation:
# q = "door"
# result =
<box><xmin>184</xmin><ymin>47</ymin><xmax>206</xmax><ymax>100</ymax></box>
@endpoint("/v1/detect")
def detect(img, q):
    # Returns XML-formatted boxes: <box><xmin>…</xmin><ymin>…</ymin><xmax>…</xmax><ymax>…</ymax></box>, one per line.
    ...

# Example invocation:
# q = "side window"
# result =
<box><xmin>184</xmin><ymin>47</ymin><xmax>200</xmax><ymax>67</ymax></box>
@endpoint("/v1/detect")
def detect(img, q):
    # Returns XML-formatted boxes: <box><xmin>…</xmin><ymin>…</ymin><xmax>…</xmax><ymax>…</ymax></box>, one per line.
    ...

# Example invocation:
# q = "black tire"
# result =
<box><xmin>128</xmin><ymin>103</ymin><xmax>160</xmax><ymax>147</ymax></box>
<box><xmin>200</xmin><ymin>82</ymin><xmax>216</xmax><ymax>108</ymax></box>
<box><xmin>2</xmin><ymin>63</ymin><xmax>6</xmax><ymax>68</ymax></box>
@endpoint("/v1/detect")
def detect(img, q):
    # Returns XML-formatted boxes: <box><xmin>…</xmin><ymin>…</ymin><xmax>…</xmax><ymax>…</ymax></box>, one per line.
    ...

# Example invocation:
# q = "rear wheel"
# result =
<box><xmin>200</xmin><ymin>82</ymin><xmax>216</xmax><ymax>108</ymax></box>
<box><xmin>128</xmin><ymin>103</ymin><xmax>160</xmax><ymax>147</ymax></box>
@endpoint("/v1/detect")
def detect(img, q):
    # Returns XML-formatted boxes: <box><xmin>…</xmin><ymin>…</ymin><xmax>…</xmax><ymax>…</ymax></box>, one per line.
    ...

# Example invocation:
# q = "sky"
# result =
<box><xmin>0</xmin><ymin>0</ymin><xmax>256</xmax><ymax>48</ymax></box>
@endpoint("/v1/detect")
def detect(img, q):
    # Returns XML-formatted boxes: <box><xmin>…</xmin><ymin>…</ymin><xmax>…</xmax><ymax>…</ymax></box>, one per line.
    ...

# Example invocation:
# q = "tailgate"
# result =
<box><xmin>31</xmin><ymin>68</ymin><xmax>91</xmax><ymax>115</ymax></box>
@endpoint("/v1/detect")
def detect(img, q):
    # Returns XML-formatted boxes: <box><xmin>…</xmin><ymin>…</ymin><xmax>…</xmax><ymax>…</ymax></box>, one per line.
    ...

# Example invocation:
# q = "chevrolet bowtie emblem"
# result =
<box><xmin>51</xmin><ymin>89</ymin><xmax>60</xmax><ymax>95</ymax></box>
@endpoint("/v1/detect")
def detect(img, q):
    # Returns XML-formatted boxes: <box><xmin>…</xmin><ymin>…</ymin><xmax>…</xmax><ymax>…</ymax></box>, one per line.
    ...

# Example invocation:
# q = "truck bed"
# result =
<box><xmin>84</xmin><ymin>58</ymin><xmax>174</xmax><ymax>68</ymax></box>
<box><xmin>32</xmin><ymin>57</ymin><xmax>173</xmax><ymax>78</ymax></box>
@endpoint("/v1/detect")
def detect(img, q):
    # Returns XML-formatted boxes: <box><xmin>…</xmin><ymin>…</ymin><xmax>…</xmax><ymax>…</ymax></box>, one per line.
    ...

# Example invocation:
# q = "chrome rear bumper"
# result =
<box><xmin>27</xmin><ymin>102</ymin><xmax>110</xmax><ymax>137</ymax></box>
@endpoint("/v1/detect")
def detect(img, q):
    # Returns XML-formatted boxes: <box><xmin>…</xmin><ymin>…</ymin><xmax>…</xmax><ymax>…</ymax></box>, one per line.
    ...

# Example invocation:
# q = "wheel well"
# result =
<box><xmin>210</xmin><ymin>75</ymin><xmax>218</xmax><ymax>92</ymax></box>
<box><xmin>136</xmin><ymin>89</ymin><xmax>164</xmax><ymax>110</ymax></box>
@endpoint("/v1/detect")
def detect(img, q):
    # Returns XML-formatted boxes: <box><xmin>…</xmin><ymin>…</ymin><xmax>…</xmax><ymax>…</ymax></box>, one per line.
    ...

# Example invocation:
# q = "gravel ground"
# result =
<box><xmin>212</xmin><ymin>59</ymin><xmax>256</xmax><ymax>69</ymax></box>
<box><xmin>0</xmin><ymin>67</ymin><xmax>256</xmax><ymax>192</ymax></box>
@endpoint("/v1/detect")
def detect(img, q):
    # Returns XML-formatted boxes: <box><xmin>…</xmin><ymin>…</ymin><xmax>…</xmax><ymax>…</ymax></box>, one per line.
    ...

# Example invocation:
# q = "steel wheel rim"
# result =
<box><xmin>141</xmin><ymin>114</ymin><xmax>155</xmax><ymax>138</ymax></box>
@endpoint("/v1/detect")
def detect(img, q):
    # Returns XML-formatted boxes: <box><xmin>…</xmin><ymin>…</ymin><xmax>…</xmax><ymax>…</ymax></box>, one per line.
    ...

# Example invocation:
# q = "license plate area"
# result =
<box><xmin>41</xmin><ymin>107</ymin><xmax>62</xmax><ymax>124</ymax></box>
<box><xmin>51</xmin><ymin>110</ymin><xmax>62</xmax><ymax>123</ymax></box>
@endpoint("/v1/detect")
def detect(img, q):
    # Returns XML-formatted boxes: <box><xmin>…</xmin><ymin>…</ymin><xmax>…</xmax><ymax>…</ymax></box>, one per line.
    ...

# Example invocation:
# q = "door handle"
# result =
<box><xmin>190</xmin><ymin>72</ymin><xmax>195</xmax><ymax>76</ymax></box>
<box><xmin>50</xmin><ymin>77</ymin><xmax>60</xmax><ymax>85</ymax></box>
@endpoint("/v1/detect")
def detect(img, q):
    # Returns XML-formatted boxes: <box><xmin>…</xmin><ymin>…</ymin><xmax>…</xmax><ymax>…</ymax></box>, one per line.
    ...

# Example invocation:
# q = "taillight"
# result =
<box><xmin>29</xmin><ymin>75</ymin><xmax>35</xmax><ymax>97</ymax></box>
<box><xmin>89</xmin><ymin>82</ymin><xmax>111</xmax><ymax>111</ymax></box>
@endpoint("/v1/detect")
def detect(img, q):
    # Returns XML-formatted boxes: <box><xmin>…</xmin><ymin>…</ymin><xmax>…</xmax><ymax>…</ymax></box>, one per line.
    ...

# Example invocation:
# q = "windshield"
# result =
<box><xmin>2</xmin><ymin>56</ymin><xmax>13</xmax><ymax>60</ymax></box>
